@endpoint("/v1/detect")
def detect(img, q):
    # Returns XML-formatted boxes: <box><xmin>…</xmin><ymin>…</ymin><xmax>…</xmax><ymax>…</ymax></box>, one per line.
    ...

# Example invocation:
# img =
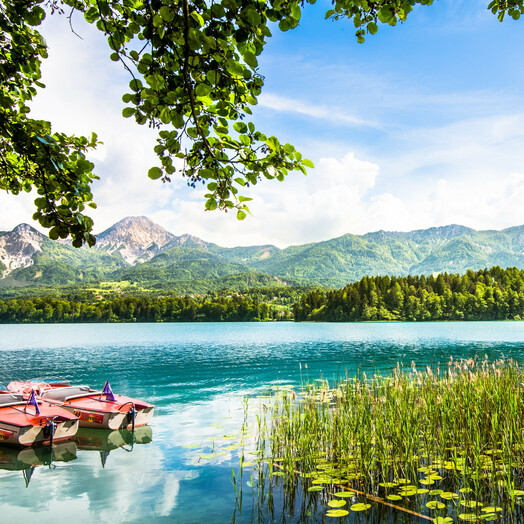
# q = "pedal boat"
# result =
<box><xmin>8</xmin><ymin>381</ymin><xmax>154</xmax><ymax>430</ymax></box>
<box><xmin>0</xmin><ymin>392</ymin><xmax>79</xmax><ymax>446</ymax></box>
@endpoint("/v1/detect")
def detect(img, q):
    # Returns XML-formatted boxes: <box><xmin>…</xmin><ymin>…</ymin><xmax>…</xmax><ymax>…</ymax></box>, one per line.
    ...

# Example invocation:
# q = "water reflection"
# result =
<box><xmin>0</xmin><ymin>322</ymin><xmax>523</xmax><ymax>522</ymax></box>
<box><xmin>0</xmin><ymin>441</ymin><xmax>77</xmax><ymax>486</ymax></box>
<box><xmin>74</xmin><ymin>426</ymin><xmax>153</xmax><ymax>468</ymax></box>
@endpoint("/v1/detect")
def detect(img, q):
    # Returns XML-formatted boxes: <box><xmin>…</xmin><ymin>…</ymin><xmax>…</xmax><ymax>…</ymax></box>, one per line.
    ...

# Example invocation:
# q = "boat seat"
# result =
<box><xmin>0</xmin><ymin>393</ymin><xmax>25</xmax><ymax>407</ymax></box>
<box><xmin>41</xmin><ymin>386</ymin><xmax>91</xmax><ymax>401</ymax></box>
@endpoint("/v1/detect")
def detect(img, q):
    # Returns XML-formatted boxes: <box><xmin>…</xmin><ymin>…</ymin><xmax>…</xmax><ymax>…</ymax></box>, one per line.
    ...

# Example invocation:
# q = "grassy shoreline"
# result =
<box><xmin>246</xmin><ymin>359</ymin><xmax>524</xmax><ymax>522</ymax></box>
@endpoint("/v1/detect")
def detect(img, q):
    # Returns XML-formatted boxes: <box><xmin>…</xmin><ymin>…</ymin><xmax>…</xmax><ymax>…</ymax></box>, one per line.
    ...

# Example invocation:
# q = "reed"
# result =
<box><xmin>248</xmin><ymin>358</ymin><xmax>524</xmax><ymax>522</ymax></box>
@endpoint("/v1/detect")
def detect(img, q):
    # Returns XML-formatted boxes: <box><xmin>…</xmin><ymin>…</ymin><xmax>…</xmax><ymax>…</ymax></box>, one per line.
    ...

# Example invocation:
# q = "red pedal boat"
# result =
<box><xmin>8</xmin><ymin>381</ymin><xmax>154</xmax><ymax>431</ymax></box>
<box><xmin>0</xmin><ymin>391</ymin><xmax>78</xmax><ymax>446</ymax></box>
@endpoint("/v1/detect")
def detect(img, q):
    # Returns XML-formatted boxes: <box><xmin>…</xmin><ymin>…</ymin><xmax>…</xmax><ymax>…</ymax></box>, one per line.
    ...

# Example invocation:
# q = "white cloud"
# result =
<box><xmin>259</xmin><ymin>93</ymin><xmax>379</xmax><ymax>128</ymax></box>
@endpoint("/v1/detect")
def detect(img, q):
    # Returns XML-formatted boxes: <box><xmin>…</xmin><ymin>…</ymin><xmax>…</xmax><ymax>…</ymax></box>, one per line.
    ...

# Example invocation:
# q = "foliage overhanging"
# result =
<box><xmin>1</xmin><ymin>0</ymin><xmax>523</xmax><ymax>245</ymax></box>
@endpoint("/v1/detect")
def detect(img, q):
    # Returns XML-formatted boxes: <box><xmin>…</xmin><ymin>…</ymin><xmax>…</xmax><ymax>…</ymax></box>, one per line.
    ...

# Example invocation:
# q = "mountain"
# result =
<box><xmin>1</xmin><ymin>218</ymin><xmax>524</xmax><ymax>291</ymax></box>
<box><xmin>94</xmin><ymin>216</ymin><xmax>177</xmax><ymax>264</ymax></box>
<box><xmin>0</xmin><ymin>224</ymin><xmax>45</xmax><ymax>277</ymax></box>
<box><xmin>0</xmin><ymin>224</ymin><xmax>125</xmax><ymax>288</ymax></box>
<box><xmin>250</xmin><ymin>225</ymin><xmax>524</xmax><ymax>286</ymax></box>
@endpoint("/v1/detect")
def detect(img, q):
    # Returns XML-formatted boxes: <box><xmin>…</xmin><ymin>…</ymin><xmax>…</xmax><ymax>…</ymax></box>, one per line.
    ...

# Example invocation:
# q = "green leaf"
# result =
<box><xmin>302</xmin><ymin>158</ymin><xmax>314</xmax><ymax>168</ymax></box>
<box><xmin>205</xmin><ymin>199</ymin><xmax>217</xmax><ymax>211</ymax></box>
<box><xmin>244</xmin><ymin>51</ymin><xmax>258</xmax><ymax>69</ymax></box>
<box><xmin>233</xmin><ymin>122</ymin><xmax>248</xmax><ymax>134</ymax></box>
<box><xmin>122</xmin><ymin>107</ymin><xmax>135</xmax><ymax>118</ymax></box>
<box><xmin>148</xmin><ymin>167</ymin><xmax>163</xmax><ymax>180</ymax></box>
<box><xmin>368</xmin><ymin>22</ymin><xmax>378</xmax><ymax>35</ymax></box>
<box><xmin>237</xmin><ymin>210</ymin><xmax>247</xmax><ymax>220</ymax></box>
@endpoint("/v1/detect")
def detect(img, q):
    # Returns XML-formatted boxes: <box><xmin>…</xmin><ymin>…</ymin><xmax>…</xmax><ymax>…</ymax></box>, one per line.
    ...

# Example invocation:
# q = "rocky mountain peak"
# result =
<box><xmin>95</xmin><ymin>216</ymin><xmax>177</xmax><ymax>265</ymax></box>
<box><xmin>0</xmin><ymin>224</ymin><xmax>45</xmax><ymax>277</ymax></box>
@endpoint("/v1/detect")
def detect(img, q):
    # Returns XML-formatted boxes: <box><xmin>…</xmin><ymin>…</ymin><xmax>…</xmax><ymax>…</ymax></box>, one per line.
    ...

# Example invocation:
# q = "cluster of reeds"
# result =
<box><xmin>246</xmin><ymin>358</ymin><xmax>524</xmax><ymax>522</ymax></box>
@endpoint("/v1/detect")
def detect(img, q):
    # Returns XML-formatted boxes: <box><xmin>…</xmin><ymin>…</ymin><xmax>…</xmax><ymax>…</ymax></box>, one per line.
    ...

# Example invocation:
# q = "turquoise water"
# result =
<box><xmin>0</xmin><ymin>321</ymin><xmax>523</xmax><ymax>522</ymax></box>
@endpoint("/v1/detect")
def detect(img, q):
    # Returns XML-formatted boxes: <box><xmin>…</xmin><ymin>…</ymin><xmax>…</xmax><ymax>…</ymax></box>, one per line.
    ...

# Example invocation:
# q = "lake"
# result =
<box><xmin>0</xmin><ymin>321</ymin><xmax>523</xmax><ymax>523</ymax></box>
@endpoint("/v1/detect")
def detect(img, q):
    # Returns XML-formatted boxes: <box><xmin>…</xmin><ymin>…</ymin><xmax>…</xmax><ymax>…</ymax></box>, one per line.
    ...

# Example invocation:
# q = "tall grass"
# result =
<box><xmin>249</xmin><ymin>358</ymin><xmax>524</xmax><ymax>522</ymax></box>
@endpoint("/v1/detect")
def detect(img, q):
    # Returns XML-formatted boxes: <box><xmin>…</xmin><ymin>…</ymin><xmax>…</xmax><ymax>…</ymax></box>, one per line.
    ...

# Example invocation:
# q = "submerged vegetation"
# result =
<box><xmin>240</xmin><ymin>359</ymin><xmax>524</xmax><ymax>522</ymax></box>
<box><xmin>293</xmin><ymin>266</ymin><xmax>524</xmax><ymax>322</ymax></box>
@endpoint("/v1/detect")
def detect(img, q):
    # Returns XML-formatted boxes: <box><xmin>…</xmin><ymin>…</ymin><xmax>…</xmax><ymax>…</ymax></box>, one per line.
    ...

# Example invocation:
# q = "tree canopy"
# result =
<box><xmin>1</xmin><ymin>0</ymin><xmax>522</xmax><ymax>246</ymax></box>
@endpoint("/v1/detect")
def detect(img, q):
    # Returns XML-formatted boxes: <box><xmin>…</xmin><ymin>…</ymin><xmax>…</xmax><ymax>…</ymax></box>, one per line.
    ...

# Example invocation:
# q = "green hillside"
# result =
<box><xmin>1</xmin><ymin>221</ymin><xmax>524</xmax><ymax>293</ymax></box>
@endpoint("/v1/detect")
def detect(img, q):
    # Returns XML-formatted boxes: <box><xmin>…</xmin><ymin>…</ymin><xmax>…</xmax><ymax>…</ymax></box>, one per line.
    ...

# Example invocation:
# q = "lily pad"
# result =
<box><xmin>350</xmin><ymin>503</ymin><xmax>371</xmax><ymax>512</ymax></box>
<box><xmin>420</xmin><ymin>478</ymin><xmax>436</xmax><ymax>485</ymax></box>
<box><xmin>387</xmin><ymin>494</ymin><xmax>403</xmax><ymax>501</ymax></box>
<box><xmin>308</xmin><ymin>486</ymin><xmax>324</xmax><ymax>492</ymax></box>
<box><xmin>399</xmin><ymin>489</ymin><xmax>417</xmax><ymax>497</ymax></box>
<box><xmin>459</xmin><ymin>488</ymin><xmax>474</xmax><ymax>494</ymax></box>
<box><xmin>326</xmin><ymin>509</ymin><xmax>349</xmax><ymax>517</ymax></box>
<box><xmin>328</xmin><ymin>500</ymin><xmax>347</xmax><ymax>508</ymax></box>
<box><xmin>334</xmin><ymin>492</ymin><xmax>355</xmax><ymax>498</ymax></box>
<box><xmin>433</xmin><ymin>518</ymin><xmax>454</xmax><ymax>524</ymax></box>
<box><xmin>458</xmin><ymin>514</ymin><xmax>480</xmax><ymax>522</ymax></box>
<box><xmin>429</xmin><ymin>489</ymin><xmax>444</xmax><ymax>496</ymax></box>
<box><xmin>199</xmin><ymin>452</ymin><xmax>227</xmax><ymax>459</ymax></box>
<box><xmin>481</xmin><ymin>507</ymin><xmax>502</xmax><ymax>513</ymax></box>
<box><xmin>440</xmin><ymin>492</ymin><xmax>459</xmax><ymax>500</ymax></box>
<box><xmin>461</xmin><ymin>501</ymin><xmax>483</xmax><ymax>508</ymax></box>
<box><xmin>427</xmin><ymin>501</ymin><xmax>446</xmax><ymax>510</ymax></box>
<box><xmin>379</xmin><ymin>482</ymin><xmax>398</xmax><ymax>488</ymax></box>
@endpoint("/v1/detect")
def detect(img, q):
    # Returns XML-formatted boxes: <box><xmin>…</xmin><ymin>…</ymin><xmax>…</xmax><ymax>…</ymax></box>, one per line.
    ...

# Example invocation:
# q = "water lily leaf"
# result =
<box><xmin>328</xmin><ymin>500</ymin><xmax>347</xmax><ymax>508</ymax></box>
<box><xmin>427</xmin><ymin>501</ymin><xmax>446</xmax><ymax>510</ymax></box>
<box><xmin>429</xmin><ymin>489</ymin><xmax>444</xmax><ymax>495</ymax></box>
<box><xmin>199</xmin><ymin>452</ymin><xmax>227</xmax><ymax>459</ymax></box>
<box><xmin>480</xmin><ymin>515</ymin><xmax>498</xmax><ymax>522</ymax></box>
<box><xmin>416</xmin><ymin>488</ymin><xmax>430</xmax><ymax>494</ymax></box>
<box><xmin>397</xmin><ymin>478</ymin><xmax>410</xmax><ymax>484</ymax></box>
<box><xmin>379</xmin><ymin>482</ymin><xmax>398</xmax><ymax>488</ymax></box>
<box><xmin>308</xmin><ymin>486</ymin><xmax>324</xmax><ymax>492</ymax></box>
<box><xmin>326</xmin><ymin>509</ymin><xmax>349</xmax><ymax>517</ymax></box>
<box><xmin>459</xmin><ymin>488</ymin><xmax>474</xmax><ymax>494</ymax></box>
<box><xmin>440</xmin><ymin>492</ymin><xmax>459</xmax><ymax>500</ymax></box>
<box><xmin>387</xmin><ymin>494</ymin><xmax>403</xmax><ymax>501</ymax></box>
<box><xmin>350</xmin><ymin>503</ymin><xmax>371</xmax><ymax>512</ymax></box>
<box><xmin>334</xmin><ymin>492</ymin><xmax>355</xmax><ymax>498</ymax></box>
<box><xmin>512</xmin><ymin>490</ymin><xmax>524</xmax><ymax>496</ymax></box>
<box><xmin>399</xmin><ymin>489</ymin><xmax>417</xmax><ymax>497</ymax></box>
<box><xmin>461</xmin><ymin>501</ymin><xmax>483</xmax><ymax>508</ymax></box>
<box><xmin>481</xmin><ymin>507</ymin><xmax>502</xmax><ymax>512</ymax></box>
<box><xmin>420</xmin><ymin>478</ymin><xmax>436</xmax><ymax>485</ymax></box>
<box><xmin>433</xmin><ymin>518</ymin><xmax>454</xmax><ymax>524</ymax></box>
<box><xmin>458</xmin><ymin>514</ymin><xmax>480</xmax><ymax>522</ymax></box>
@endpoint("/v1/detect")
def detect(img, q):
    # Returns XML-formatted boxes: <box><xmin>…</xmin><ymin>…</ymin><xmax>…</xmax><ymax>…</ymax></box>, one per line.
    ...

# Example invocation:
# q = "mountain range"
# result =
<box><xmin>1</xmin><ymin>216</ymin><xmax>523</xmax><ymax>291</ymax></box>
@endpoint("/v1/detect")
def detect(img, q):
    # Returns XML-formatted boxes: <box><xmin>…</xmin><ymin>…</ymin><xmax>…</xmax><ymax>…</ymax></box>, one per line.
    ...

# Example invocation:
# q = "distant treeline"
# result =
<box><xmin>293</xmin><ymin>267</ymin><xmax>524</xmax><ymax>322</ymax></box>
<box><xmin>0</xmin><ymin>294</ymin><xmax>290</xmax><ymax>323</ymax></box>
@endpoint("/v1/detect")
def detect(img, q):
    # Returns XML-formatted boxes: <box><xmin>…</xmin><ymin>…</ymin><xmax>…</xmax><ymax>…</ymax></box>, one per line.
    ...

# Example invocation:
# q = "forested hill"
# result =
<box><xmin>1</xmin><ymin>217</ymin><xmax>524</xmax><ymax>290</ymax></box>
<box><xmin>293</xmin><ymin>267</ymin><xmax>524</xmax><ymax>322</ymax></box>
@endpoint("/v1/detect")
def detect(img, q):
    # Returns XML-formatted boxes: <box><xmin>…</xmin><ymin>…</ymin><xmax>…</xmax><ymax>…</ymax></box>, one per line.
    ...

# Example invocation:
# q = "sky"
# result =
<box><xmin>2</xmin><ymin>0</ymin><xmax>524</xmax><ymax>247</ymax></box>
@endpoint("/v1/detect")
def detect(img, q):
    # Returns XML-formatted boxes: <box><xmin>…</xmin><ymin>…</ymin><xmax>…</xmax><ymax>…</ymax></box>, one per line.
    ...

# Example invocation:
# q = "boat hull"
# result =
<box><xmin>0</xmin><ymin>416</ymin><xmax>78</xmax><ymax>447</ymax></box>
<box><xmin>7</xmin><ymin>381</ymin><xmax>154</xmax><ymax>430</ymax></box>
<box><xmin>56</xmin><ymin>403</ymin><xmax>154</xmax><ymax>430</ymax></box>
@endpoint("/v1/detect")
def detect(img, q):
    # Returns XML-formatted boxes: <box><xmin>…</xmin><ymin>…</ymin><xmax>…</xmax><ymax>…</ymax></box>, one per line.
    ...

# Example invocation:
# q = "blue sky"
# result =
<box><xmin>1</xmin><ymin>0</ymin><xmax>523</xmax><ymax>247</ymax></box>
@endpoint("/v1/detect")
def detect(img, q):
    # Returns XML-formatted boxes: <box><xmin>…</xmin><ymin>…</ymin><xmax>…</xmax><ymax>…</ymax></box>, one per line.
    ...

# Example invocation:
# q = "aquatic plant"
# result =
<box><xmin>247</xmin><ymin>358</ymin><xmax>524</xmax><ymax>522</ymax></box>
